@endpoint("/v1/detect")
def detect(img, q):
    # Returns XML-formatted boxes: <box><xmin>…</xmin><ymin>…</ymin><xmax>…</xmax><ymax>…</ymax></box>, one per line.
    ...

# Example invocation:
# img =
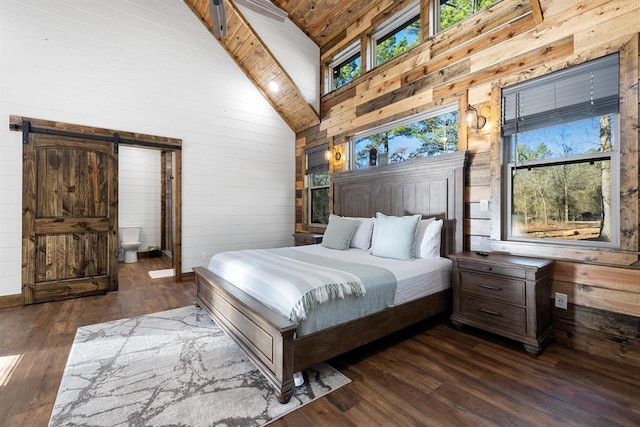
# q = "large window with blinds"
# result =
<box><xmin>502</xmin><ymin>54</ymin><xmax>620</xmax><ymax>246</ymax></box>
<box><xmin>306</xmin><ymin>145</ymin><xmax>330</xmax><ymax>225</ymax></box>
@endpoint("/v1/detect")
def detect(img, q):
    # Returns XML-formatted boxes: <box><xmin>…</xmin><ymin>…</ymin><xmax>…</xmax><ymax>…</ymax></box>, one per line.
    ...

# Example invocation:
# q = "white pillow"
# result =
<box><xmin>370</xmin><ymin>212</ymin><xmax>422</xmax><ymax>260</ymax></box>
<box><xmin>415</xmin><ymin>219</ymin><xmax>443</xmax><ymax>258</ymax></box>
<box><xmin>414</xmin><ymin>217</ymin><xmax>435</xmax><ymax>256</ymax></box>
<box><xmin>347</xmin><ymin>217</ymin><xmax>374</xmax><ymax>249</ymax></box>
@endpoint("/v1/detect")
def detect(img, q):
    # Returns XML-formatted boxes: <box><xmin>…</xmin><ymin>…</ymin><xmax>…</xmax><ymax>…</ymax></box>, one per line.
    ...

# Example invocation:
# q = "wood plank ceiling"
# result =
<box><xmin>184</xmin><ymin>0</ymin><xmax>545</xmax><ymax>134</ymax></box>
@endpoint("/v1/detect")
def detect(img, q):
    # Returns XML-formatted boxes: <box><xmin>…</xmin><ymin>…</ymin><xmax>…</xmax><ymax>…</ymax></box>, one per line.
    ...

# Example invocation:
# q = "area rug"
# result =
<box><xmin>49</xmin><ymin>306</ymin><xmax>350</xmax><ymax>426</ymax></box>
<box><xmin>148</xmin><ymin>268</ymin><xmax>174</xmax><ymax>279</ymax></box>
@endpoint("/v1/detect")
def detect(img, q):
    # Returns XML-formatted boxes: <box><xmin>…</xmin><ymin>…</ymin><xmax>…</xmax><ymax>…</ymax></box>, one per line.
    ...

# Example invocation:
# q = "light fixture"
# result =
<box><xmin>268</xmin><ymin>80</ymin><xmax>279</xmax><ymax>93</ymax></box>
<box><xmin>466</xmin><ymin>104</ymin><xmax>486</xmax><ymax>130</ymax></box>
<box><xmin>324</xmin><ymin>146</ymin><xmax>341</xmax><ymax>162</ymax></box>
<box><xmin>209</xmin><ymin>0</ymin><xmax>227</xmax><ymax>39</ymax></box>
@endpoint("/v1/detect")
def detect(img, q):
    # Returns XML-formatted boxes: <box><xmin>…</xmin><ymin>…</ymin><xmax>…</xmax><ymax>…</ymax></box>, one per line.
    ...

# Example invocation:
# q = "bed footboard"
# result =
<box><xmin>193</xmin><ymin>266</ymin><xmax>298</xmax><ymax>403</ymax></box>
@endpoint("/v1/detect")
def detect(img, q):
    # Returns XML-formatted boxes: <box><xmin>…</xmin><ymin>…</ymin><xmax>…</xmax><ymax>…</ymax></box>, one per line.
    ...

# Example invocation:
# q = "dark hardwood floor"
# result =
<box><xmin>1</xmin><ymin>258</ymin><xmax>639</xmax><ymax>426</ymax></box>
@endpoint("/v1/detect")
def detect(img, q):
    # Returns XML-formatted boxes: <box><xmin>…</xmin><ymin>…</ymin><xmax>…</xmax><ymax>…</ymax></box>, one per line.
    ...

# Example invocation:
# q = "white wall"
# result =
<box><xmin>0</xmin><ymin>0</ymin><xmax>298</xmax><ymax>296</ymax></box>
<box><xmin>119</xmin><ymin>146</ymin><xmax>161</xmax><ymax>253</ymax></box>
<box><xmin>237</xmin><ymin>4</ymin><xmax>320</xmax><ymax>112</ymax></box>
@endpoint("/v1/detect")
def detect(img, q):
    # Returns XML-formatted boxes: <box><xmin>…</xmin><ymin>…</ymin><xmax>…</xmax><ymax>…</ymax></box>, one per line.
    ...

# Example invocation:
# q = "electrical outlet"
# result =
<box><xmin>480</xmin><ymin>199</ymin><xmax>489</xmax><ymax>211</ymax></box>
<box><xmin>555</xmin><ymin>292</ymin><xmax>568</xmax><ymax>309</ymax></box>
<box><xmin>200</xmin><ymin>252</ymin><xmax>208</xmax><ymax>261</ymax></box>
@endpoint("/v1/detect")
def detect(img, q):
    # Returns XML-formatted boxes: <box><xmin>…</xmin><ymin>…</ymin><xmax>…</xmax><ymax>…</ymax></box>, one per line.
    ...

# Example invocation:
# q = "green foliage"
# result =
<box><xmin>332</xmin><ymin>1</ymin><xmax>498</xmax><ymax>90</ymax></box>
<box><xmin>310</xmin><ymin>186</ymin><xmax>330</xmax><ymax>224</ymax></box>
<box><xmin>510</xmin><ymin>115</ymin><xmax>613</xmax><ymax>241</ymax></box>
<box><xmin>354</xmin><ymin>112</ymin><xmax>459</xmax><ymax>168</ymax></box>
<box><xmin>376</xmin><ymin>19</ymin><xmax>420</xmax><ymax>66</ymax></box>
<box><xmin>333</xmin><ymin>55</ymin><xmax>361</xmax><ymax>90</ymax></box>
<box><xmin>440</xmin><ymin>0</ymin><xmax>497</xmax><ymax>31</ymax></box>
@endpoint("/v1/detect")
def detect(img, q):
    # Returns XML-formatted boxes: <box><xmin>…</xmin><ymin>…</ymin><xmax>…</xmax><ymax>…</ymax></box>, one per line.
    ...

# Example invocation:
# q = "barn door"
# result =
<box><xmin>22</xmin><ymin>125</ymin><xmax>118</xmax><ymax>304</ymax></box>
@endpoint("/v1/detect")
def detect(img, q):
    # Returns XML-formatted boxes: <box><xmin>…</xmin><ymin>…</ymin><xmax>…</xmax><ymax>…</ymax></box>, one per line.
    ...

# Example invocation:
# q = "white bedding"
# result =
<box><xmin>294</xmin><ymin>244</ymin><xmax>452</xmax><ymax>305</ymax></box>
<box><xmin>207</xmin><ymin>244</ymin><xmax>452</xmax><ymax>336</ymax></box>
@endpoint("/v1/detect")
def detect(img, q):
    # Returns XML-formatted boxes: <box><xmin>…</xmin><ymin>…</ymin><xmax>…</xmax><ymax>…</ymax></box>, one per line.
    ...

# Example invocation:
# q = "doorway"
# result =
<box><xmin>12</xmin><ymin>115</ymin><xmax>183</xmax><ymax>304</ymax></box>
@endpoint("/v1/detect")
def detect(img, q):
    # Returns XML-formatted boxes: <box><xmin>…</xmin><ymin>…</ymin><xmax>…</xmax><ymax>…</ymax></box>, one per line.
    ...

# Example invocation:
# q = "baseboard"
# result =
<box><xmin>181</xmin><ymin>271</ymin><xmax>195</xmax><ymax>282</ymax></box>
<box><xmin>0</xmin><ymin>293</ymin><xmax>22</xmax><ymax>309</ymax></box>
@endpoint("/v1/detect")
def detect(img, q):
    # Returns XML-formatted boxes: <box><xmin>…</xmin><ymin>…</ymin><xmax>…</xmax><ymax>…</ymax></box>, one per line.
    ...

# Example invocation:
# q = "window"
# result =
<box><xmin>306</xmin><ymin>145</ymin><xmax>330</xmax><ymax>225</ymax></box>
<box><xmin>502</xmin><ymin>54</ymin><xmax>620</xmax><ymax>246</ymax></box>
<box><xmin>328</xmin><ymin>43</ymin><xmax>361</xmax><ymax>92</ymax></box>
<box><xmin>432</xmin><ymin>0</ymin><xmax>498</xmax><ymax>35</ymax></box>
<box><xmin>370</xmin><ymin>2</ymin><xmax>420</xmax><ymax>68</ymax></box>
<box><xmin>352</xmin><ymin>105</ymin><xmax>459</xmax><ymax>169</ymax></box>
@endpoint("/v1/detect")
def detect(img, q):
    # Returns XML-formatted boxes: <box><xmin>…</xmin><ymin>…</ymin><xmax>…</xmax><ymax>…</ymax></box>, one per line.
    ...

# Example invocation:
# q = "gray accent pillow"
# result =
<box><xmin>321</xmin><ymin>214</ymin><xmax>359</xmax><ymax>250</ymax></box>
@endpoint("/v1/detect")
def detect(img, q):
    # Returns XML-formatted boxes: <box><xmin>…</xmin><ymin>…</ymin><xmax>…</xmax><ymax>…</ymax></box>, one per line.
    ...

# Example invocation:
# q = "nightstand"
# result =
<box><xmin>449</xmin><ymin>251</ymin><xmax>553</xmax><ymax>354</ymax></box>
<box><xmin>292</xmin><ymin>232</ymin><xmax>323</xmax><ymax>246</ymax></box>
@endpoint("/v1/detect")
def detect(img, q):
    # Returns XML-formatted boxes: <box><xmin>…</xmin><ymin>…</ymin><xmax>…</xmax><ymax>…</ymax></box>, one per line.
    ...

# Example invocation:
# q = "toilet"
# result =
<box><xmin>120</xmin><ymin>226</ymin><xmax>141</xmax><ymax>263</ymax></box>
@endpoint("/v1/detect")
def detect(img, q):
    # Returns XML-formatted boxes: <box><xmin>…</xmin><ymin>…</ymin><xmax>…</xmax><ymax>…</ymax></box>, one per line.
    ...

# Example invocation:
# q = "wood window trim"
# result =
<box><xmin>487</xmin><ymin>35</ymin><xmax>639</xmax><ymax>267</ymax></box>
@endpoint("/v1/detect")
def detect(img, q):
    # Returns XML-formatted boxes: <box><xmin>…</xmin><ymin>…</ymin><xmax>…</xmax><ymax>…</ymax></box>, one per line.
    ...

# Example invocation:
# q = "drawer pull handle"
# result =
<box><xmin>479</xmin><ymin>308</ymin><xmax>503</xmax><ymax>317</ymax></box>
<box><xmin>485</xmin><ymin>266</ymin><xmax>493</xmax><ymax>271</ymax></box>
<box><xmin>478</xmin><ymin>284</ymin><xmax>502</xmax><ymax>291</ymax></box>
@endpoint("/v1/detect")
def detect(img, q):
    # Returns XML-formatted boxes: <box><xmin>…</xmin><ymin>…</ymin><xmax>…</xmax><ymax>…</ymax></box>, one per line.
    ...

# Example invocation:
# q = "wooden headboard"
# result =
<box><xmin>331</xmin><ymin>151</ymin><xmax>467</xmax><ymax>256</ymax></box>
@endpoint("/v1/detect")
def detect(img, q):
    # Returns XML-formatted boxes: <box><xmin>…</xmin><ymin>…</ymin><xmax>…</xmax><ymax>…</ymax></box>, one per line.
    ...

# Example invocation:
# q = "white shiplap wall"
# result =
<box><xmin>119</xmin><ymin>146</ymin><xmax>161</xmax><ymax>254</ymax></box>
<box><xmin>236</xmin><ymin>4</ymin><xmax>320</xmax><ymax>112</ymax></box>
<box><xmin>0</xmin><ymin>0</ymin><xmax>303</xmax><ymax>297</ymax></box>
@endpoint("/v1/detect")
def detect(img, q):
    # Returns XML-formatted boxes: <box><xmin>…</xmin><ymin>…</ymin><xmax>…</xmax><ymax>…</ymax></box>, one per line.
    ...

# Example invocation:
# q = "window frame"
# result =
<box><xmin>430</xmin><ymin>0</ymin><xmax>500</xmax><ymax>37</ymax></box>
<box><xmin>368</xmin><ymin>0</ymin><xmax>420</xmax><ymax>70</ymax></box>
<box><xmin>488</xmin><ymin>40</ymin><xmax>638</xmax><ymax>266</ymax></box>
<box><xmin>350</xmin><ymin>103</ymin><xmax>459</xmax><ymax>170</ymax></box>
<box><xmin>326</xmin><ymin>41</ymin><xmax>361</xmax><ymax>94</ymax></box>
<box><xmin>501</xmin><ymin>54</ymin><xmax>621</xmax><ymax>249</ymax></box>
<box><xmin>306</xmin><ymin>145</ymin><xmax>330</xmax><ymax>226</ymax></box>
<box><xmin>504</xmin><ymin>135</ymin><xmax>620</xmax><ymax>249</ymax></box>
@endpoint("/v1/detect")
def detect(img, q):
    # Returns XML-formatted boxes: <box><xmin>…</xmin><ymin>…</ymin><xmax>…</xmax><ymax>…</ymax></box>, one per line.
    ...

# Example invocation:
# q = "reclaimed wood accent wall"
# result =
<box><xmin>295</xmin><ymin>0</ymin><xmax>640</xmax><ymax>365</ymax></box>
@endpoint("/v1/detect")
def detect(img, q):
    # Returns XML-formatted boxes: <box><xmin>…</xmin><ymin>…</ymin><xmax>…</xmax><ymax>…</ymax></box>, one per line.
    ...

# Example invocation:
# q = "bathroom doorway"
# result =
<box><xmin>120</xmin><ymin>146</ymin><xmax>182</xmax><ymax>282</ymax></box>
<box><xmin>14</xmin><ymin>115</ymin><xmax>184</xmax><ymax>303</ymax></box>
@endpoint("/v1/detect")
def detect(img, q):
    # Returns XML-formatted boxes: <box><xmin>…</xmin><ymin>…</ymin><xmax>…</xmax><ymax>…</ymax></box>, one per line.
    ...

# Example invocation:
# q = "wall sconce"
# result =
<box><xmin>324</xmin><ymin>146</ymin><xmax>341</xmax><ymax>162</ymax></box>
<box><xmin>466</xmin><ymin>104</ymin><xmax>487</xmax><ymax>130</ymax></box>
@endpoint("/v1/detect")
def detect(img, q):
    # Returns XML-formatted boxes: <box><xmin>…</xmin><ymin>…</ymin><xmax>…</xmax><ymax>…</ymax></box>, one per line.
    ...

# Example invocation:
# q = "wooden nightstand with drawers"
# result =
<box><xmin>449</xmin><ymin>251</ymin><xmax>553</xmax><ymax>354</ymax></box>
<box><xmin>292</xmin><ymin>232</ymin><xmax>323</xmax><ymax>246</ymax></box>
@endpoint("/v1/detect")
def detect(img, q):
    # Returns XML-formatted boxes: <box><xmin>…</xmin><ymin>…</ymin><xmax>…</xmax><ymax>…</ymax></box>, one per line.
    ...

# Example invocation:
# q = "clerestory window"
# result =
<box><xmin>328</xmin><ymin>43</ymin><xmax>361</xmax><ymax>92</ymax></box>
<box><xmin>432</xmin><ymin>0</ymin><xmax>499</xmax><ymax>35</ymax></box>
<box><xmin>370</xmin><ymin>1</ymin><xmax>420</xmax><ymax>69</ymax></box>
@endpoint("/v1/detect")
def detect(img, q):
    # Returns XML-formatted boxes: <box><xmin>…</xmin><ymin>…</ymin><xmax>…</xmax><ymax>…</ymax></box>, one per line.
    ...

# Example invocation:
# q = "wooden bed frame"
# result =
<box><xmin>193</xmin><ymin>151</ymin><xmax>466</xmax><ymax>403</ymax></box>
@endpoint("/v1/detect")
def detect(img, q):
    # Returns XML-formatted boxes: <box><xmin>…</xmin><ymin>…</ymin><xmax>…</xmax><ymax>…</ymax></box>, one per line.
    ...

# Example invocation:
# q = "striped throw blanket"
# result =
<box><xmin>207</xmin><ymin>247</ymin><xmax>397</xmax><ymax>324</ymax></box>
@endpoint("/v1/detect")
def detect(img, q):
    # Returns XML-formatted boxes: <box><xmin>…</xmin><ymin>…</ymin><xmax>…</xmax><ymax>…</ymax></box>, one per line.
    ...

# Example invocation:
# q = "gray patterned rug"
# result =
<box><xmin>49</xmin><ymin>306</ymin><xmax>350</xmax><ymax>426</ymax></box>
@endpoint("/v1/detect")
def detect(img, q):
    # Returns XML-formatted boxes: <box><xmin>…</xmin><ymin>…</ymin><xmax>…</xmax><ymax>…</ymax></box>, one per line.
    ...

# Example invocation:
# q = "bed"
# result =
<box><xmin>193</xmin><ymin>151</ymin><xmax>466</xmax><ymax>403</ymax></box>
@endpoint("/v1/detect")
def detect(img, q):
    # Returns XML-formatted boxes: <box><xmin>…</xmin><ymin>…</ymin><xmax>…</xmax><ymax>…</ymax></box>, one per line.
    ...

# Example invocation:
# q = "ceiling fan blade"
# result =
<box><xmin>234</xmin><ymin>0</ymin><xmax>288</xmax><ymax>22</ymax></box>
<box><xmin>210</xmin><ymin>0</ymin><xmax>227</xmax><ymax>38</ymax></box>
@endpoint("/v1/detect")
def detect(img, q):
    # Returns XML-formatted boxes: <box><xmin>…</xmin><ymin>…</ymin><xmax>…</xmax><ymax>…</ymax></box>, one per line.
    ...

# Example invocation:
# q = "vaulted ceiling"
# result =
<box><xmin>272</xmin><ymin>0</ymin><xmax>381</xmax><ymax>49</ymax></box>
<box><xmin>183</xmin><ymin>0</ymin><xmax>544</xmax><ymax>134</ymax></box>
<box><xmin>183</xmin><ymin>0</ymin><xmax>389</xmax><ymax>134</ymax></box>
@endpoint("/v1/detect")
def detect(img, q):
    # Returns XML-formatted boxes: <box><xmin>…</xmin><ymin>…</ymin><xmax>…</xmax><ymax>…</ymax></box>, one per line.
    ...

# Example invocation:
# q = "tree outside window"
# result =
<box><xmin>503</xmin><ymin>54</ymin><xmax>619</xmax><ymax>245</ymax></box>
<box><xmin>437</xmin><ymin>0</ymin><xmax>498</xmax><ymax>33</ymax></box>
<box><xmin>332</xmin><ymin>53</ymin><xmax>361</xmax><ymax>91</ymax></box>
<box><xmin>353</xmin><ymin>107</ymin><xmax>459</xmax><ymax>169</ymax></box>
<box><xmin>374</xmin><ymin>15</ymin><xmax>420</xmax><ymax>67</ymax></box>
<box><xmin>306</xmin><ymin>146</ymin><xmax>330</xmax><ymax>225</ymax></box>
